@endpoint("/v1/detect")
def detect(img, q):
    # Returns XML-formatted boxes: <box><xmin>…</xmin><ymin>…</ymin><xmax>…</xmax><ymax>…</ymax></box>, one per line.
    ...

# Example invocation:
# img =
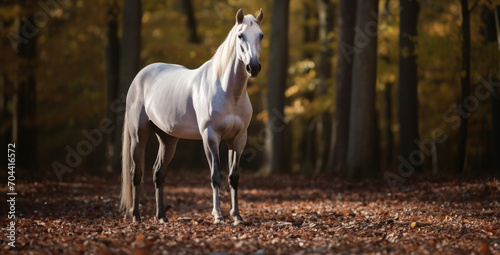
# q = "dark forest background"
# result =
<box><xmin>1</xmin><ymin>0</ymin><xmax>499</xmax><ymax>182</ymax></box>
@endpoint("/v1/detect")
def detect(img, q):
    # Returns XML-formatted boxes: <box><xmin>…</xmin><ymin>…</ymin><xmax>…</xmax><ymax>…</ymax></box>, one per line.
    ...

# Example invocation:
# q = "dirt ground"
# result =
<box><xmin>2</xmin><ymin>171</ymin><xmax>500</xmax><ymax>254</ymax></box>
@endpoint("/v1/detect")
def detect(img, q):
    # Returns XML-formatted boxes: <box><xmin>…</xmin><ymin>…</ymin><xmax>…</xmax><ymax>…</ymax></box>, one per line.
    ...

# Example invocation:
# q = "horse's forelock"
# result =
<box><xmin>243</xmin><ymin>14</ymin><xmax>259</xmax><ymax>26</ymax></box>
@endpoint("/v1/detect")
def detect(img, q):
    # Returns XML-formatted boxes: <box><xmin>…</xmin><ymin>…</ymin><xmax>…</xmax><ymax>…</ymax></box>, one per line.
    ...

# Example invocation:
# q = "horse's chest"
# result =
<box><xmin>196</xmin><ymin>92</ymin><xmax>251</xmax><ymax>139</ymax></box>
<box><xmin>216</xmin><ymin>114</ymin><xmax>245</xmax><ymax>139</ymax></box>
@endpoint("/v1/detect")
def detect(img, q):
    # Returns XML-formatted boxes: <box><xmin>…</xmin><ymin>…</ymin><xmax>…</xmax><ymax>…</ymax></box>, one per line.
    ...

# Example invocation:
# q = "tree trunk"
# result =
<box><xmin>493</xmin><ymin>89</ymin><xmax>500</xmax><ymax>172</ymax></box>
<box><xmin>381</xmin><ymin>0</ymin><xmax>394</xmax><ymax>168</ymax></box>
<box><xmin>327</xmin><ymin>0</ymin><xmax>356</xmax><ymax>174</ymax></box>
<box><xmin>0</xmin><ymin>73</ymin><xmax>5</xmax><ymax>156</ymax></box>
<box><xmin>105</xmin><ymin>1</ymin><xmax>120</xmax><ymax>172</ymax></box>
<box><xmin>115</xmin><ymin>0</ymin><xmax>142</xmax><ymax>168</ymax></box>
<box><xmin>13</xmin><ymin>12</ymin><xmax>37</xmax><ymax>172</ymax></box>
<box><xmin>345</xmin><ymin>0</ymin><xmax>379</xmax><ymax>179</ymax></box>
<box><xmin>493</xmin><ymin>6</ymin><xmax>500</xmax><ymax>172</ymax></box>
<box><xmin>119</xmin><ymin>0</ymin><xmax>142</xmax><ymax>102</ymax></box>
<box><xmin>456</xmin><ymin>0</ymin><xmax>470</xmax><ymax>172</ymax></box>
<box><xmin>373</xmin><ymin>109</ymin><xmax>381</xmax><ymax>171</ymax></box>
<box><xmin>384</xmin><ymin>82</ymin><xmax>394</xmax><ymax>165</ymax></box>
<box><xmin>315</xmin><ymin>0</ymin><xmax>334</xmax><ymax>172</ymax></box>
<box><xmin>1</xmin><ymin>72</ymin><xmax>13</xmax><ymax>168</ymax></box>
<box><xmin>264</xmin><ymin>0</ymin><xmax>290</xmax><ymax>174</ymax></box>
<box><xmin>398</xmin><ymin>0</ymin><xmax>420</xmax><ymax>173</ymax></box>
<box><xmin>479</xmin><ymin>5</ymin><xmax>500</xmax><ymax>173</ymax></box>
<box><xmin>292</xmin><ymin>1</ymin><xmax>317</xmax><ymax>171</ymax></box>
<box><xmin>302</xmin><ymin>0</ymin><xmax>318</xmax><ymax>59</ymax></box>
<box><xmin>316</xmin><ymin>0</ymin><xmax>334</xmax><ymax>94</ymax></box>
<box><xmin>179</xmin><ymin>0</ymin><xmax>200</xmax><ymax>44</ymax></box>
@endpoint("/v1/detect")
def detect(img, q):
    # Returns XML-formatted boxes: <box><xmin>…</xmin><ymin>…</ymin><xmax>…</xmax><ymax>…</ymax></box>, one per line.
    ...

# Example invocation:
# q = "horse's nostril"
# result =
<box><xmin>246</xmin><ymin>65</ymin><xmax>251</xmax><ymax>72</ymax></box>
<box><xmin>258</xmin><ymin>63</ymin><xmax>261</xmax><ymax>71</ymax></box>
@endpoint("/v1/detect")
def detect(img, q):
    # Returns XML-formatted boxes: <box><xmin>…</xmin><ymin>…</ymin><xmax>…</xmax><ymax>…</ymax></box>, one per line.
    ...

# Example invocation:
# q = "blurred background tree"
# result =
<box><xmin>398</xmin><ymin>0</ymin><xmax>420</xmax><ymax>174</ymax></box>
<box><xmin>345</xmin><ymin>0</ymin><xmax>380</xmax><ymax>179</ymax></box>
<box><xmin>0</xmin><ymin>0</ymin><xmax>499</xmax><ymax>180</ymax></box>
<box><xmin>327</xmin><ymin>0</ymin><xmax>355</xmax><ymax>175</ymax></box>
<box><xmin>264</xmin><ymin>0</ymin><xmax>289</xmax><ymax>174</ymax></box>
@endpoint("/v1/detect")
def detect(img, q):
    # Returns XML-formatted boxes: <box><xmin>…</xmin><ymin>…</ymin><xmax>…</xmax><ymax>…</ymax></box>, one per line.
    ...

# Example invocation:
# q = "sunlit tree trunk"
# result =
<box><xmin>115</xmin><ymin>0</ymin><xmax>142</xmax><ymax>168</ymax></box>
<box><xmin>456</xmin><ymin>0</ymin><xmax>471</xmax><ymax>172</ymax></box>
<box><xmin>398</xmin><ymin>0</ymin><xmax>420</xmax><ymax>173</ymax></box>
<box><xmin>345</xmin><ymin>0</ymin><xmax>379</xmax><ymax>179</ymax></box>
<box><xmin>105</xmin><ymin>0</ymin><xmax>120</xmax><ymax>172</ymax></box>
<box><xmin>264</xmin><ymin>0</ymin><xmax>289</xmax><ymax>174</ymax></box>
<box><xmin>327</xmin><ymin>0</ymin><xmax>356</xmax><ymax>174</ymax></box>
<box><xmin>13</xmin><ymin>11</ymin><xmax>37</xmax><ymax>173</ymax></box>
<box><xmin>179</xmin><ymin>0</ymin><xmax>200</xmax><ymax>44</ymax></box>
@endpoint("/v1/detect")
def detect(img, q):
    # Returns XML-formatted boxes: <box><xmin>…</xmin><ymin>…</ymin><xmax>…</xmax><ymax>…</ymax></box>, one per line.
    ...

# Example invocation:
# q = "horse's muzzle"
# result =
<box><xmin>246</xmin><ymin>60</ymin><xmax>261</xmax><ymax>77</ymax></box>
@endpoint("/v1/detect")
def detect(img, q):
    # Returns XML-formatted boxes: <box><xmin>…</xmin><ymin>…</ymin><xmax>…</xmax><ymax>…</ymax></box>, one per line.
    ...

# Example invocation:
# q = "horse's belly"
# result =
<box><xmin>147</xmin><ymin>107</ymin><xmax>202</xmax><ymax>140</ymax></box>
<box><xmin>167</xmin><ymin>119</ymin><xmax>202</xmax><ymax>140</ymax></box>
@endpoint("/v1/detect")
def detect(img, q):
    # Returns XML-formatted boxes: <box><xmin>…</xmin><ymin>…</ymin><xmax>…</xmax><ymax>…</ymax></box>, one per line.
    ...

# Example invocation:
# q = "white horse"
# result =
<box><xmin>120</xmin><ymin>9</ymin><xmax>263</xmax><ymax>225</ymax></box>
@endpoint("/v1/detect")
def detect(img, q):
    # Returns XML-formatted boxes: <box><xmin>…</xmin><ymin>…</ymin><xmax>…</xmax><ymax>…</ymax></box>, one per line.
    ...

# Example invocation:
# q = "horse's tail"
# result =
<box><xmin>120</xmin><ymin>114</ymin><xmax>133</xmax><ymax>217</ymax></box>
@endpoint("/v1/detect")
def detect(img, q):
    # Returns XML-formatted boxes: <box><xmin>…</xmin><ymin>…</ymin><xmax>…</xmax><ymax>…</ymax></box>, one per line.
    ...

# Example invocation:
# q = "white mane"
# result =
<box><xmin>212</xmin><ymin>15</ymin><xmax>258</xmax><ymax>78</ymax></box>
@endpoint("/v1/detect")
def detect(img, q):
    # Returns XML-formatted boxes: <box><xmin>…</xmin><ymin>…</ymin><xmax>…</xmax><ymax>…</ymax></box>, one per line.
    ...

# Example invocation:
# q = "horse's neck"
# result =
<box><xmin>220</xmin><ymin>57</ymin><xmax>248</xmax><ymax>103</ymax></box>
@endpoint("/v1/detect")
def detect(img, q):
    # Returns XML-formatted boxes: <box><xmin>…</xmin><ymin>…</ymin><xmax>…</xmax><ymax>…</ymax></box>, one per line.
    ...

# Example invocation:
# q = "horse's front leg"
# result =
<box><xmin>202</xmin><ymin>127</ymin><xmax>224</xmax><ymax>224</ymax></box>
<box><xmin>228</xmin><ymin>133</ymin><xmax>246</xmax><ymax>225</ymax></box>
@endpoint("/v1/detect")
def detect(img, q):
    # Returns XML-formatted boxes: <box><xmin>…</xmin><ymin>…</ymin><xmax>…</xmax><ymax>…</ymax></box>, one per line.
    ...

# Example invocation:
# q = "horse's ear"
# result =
<box><xmin>236</xmin><ymin>9</ymin><xmax>244</xmax><ymax>24</ymax></box>
<box><xmin>256</xmin><ymin>8</ymin><xmax>264</xmax><ymax>25</ymax></box>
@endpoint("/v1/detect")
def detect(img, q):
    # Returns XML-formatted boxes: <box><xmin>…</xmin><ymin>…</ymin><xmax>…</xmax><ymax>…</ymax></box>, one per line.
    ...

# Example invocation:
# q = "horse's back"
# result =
<box><xmin>136</xmin><ymin>63</ymin><xmax>188</xmax><ymax>87</ymax></box>
<box><xmin>128</xmin><ymin>63</ymin><xmax>186</xmax><ymax>99</ymax></box>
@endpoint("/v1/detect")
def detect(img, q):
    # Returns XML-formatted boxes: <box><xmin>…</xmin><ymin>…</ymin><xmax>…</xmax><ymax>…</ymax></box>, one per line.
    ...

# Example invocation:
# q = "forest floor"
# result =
<box><xmin>2</xmin><ymin>171</ymin><xmax>500</xmax><ymax>254</ymax></box>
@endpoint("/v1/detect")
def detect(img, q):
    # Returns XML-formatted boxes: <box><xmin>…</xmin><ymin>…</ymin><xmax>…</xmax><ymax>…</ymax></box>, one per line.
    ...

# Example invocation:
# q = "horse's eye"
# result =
<box><xmin>238</xmin><ymin>34</ymin><xmax>242</xmax><ymax>39</ymax></box>
<box><xmin>259</xmin><ymin>34</ymin><xmax>263</xmax><ymax>40</ymax></box>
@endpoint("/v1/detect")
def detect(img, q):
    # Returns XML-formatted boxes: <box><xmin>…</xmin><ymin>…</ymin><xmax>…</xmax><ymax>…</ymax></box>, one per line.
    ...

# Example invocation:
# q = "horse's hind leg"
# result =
<box><xmin>152</xmin><ymin>128</ymin><xmax>179</xmax><ymax>223</ymax></box>
<box><xmin>227</xmin><ymin>132</ymin><xmax>247</xmax><ymax>225</ymax></box>
<box><xmin>129</xmin><ymin>109</ymin><xmax>151</xmax><ymax>223</ymax></box>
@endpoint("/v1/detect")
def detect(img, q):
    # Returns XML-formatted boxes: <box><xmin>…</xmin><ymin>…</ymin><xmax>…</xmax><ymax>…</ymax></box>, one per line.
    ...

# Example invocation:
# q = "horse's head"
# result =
<box><xmin>235</xmin><ymin>9</ymin><xmax>264</xmax><ymax>78</ymax></box>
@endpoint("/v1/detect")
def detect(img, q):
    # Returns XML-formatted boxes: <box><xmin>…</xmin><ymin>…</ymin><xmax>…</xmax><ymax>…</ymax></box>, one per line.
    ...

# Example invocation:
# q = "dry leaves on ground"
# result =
<box><xmin>2</xmin><ymin>171</ymin><xmax>500</xmax><ymax>254</ymax></box>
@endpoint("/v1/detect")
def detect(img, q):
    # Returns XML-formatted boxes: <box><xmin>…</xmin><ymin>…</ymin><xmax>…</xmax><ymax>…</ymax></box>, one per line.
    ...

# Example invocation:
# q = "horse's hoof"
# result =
<box><xmin>133</xmin><ymin>217</ymin><xmax>141</xmax><ymax>223</ymax></box>
<box><xmin>233</xmin><ymin>219</ymin><xmax>244</xmax><ymax>226</ymax></box>
<box><xmin>159</xmin><ymin>217</ymin><xmax>168</xmax><ymax>224</ymax></box>
<box><xmin>233</xmin><ymin>216</ymin><xmax>245</xmax><ymax>226</ymax></box>
<box><xmin>214</xmin><ymin>216</ymin><xmax>225</xmax><ymax>224</ymax></box>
